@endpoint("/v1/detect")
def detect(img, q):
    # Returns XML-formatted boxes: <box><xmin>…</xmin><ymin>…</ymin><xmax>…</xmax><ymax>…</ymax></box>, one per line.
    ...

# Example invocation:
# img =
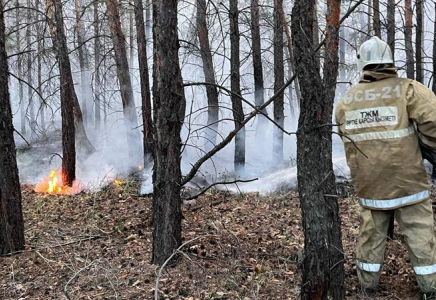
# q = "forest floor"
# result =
<box><xmin>0</xmin><ymin>177</ymin><xmax>431</xmax><ymax>300</ymax></box>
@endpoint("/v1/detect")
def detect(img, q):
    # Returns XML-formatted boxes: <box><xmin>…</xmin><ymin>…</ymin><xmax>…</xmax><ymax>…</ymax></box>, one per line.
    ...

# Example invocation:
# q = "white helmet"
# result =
<box><xmin>357</xmin><ymin>36</ymin><xmax>394</xmax><ymax>72</ymax></box>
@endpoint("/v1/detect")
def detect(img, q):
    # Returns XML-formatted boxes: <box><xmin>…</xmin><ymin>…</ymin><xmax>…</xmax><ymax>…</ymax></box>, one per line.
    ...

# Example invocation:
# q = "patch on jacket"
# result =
<box><xmin>345</xmin><ymin>106</ymin><xmax>398</xmax><ymax>129</ymax></box>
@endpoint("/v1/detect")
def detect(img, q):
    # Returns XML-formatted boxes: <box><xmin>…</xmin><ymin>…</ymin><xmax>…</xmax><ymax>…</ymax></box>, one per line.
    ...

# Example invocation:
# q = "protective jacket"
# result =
<box><xmin>335</xmin><ymin>69</ymin><xmax>436</xmax><ymax>210</ymax></box>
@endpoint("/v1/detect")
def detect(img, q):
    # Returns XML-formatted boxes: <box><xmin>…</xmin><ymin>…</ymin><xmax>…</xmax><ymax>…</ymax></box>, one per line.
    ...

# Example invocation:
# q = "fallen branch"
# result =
<box><xmin>63</xmin><ymin>262</ymin><xmax>95</xmax><ymax>300</ymax></box>
<box><xmin>1</xmin><ymin>235</ymin><xmax>107</xmax><ymax>257</ymax></box>
<box><xmin>183</xmin><ymin>178</ymin><xmax>258</xmax><ymax>201</ymax></box>
<box><xmin>154</xmin><ymin>235</ymin><xmax>218</xmax><ymax>300</ymax></box>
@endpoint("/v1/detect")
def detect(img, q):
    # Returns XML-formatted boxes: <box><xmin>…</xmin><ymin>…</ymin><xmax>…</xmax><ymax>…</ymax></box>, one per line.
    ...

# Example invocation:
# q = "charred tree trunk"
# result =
<box><xmin>367</xmin><ymin>0</ymin><xmax>372</xmax><ymax>34</ymax></box>
<box><xmin>229</xmin><ymin>0</ymin><xmax>245</xmax><ymax>175</ymax></box>
<box><xmin>46</xmin><ymin>0</ymin><xmax>77</xmax><ymax>185</ymax></box>
<box><xmin>0</xmin><ymin>0</ymin><xmax>25</xmax><ymax>255</ymax></box>
<box><xmin>197</xmin><ymin>0</ymin><xmax>219</xmax><ymax>151</ymax></box>
<box><xmin>386</xmin><ymin>0</ymin><xmax>395</xmax><ymax>61</ymax></box>
<box><xmin>273</xmin><ymin>0</ymin><xmax>284</xmax><ymax>165</ymax></box>
<box><xmin>292</xmin><ymin>0</ymin><xmax>344</xmax><ymax>299</ymax></box>
<box><xmin>106</xmin><ymin>0</ymin><xmax>142</xmax><ymax>161</ymax></box>
<box><xmin>416</xmin><ymin>0</ymin><xmax>424</xmax><ymax>83</ymax></box>
<box><xmin>134</xmin><ymin>0</ymin><xmax>153</xmax><ymax>163</ymax></box>
<box><xmin>250</xmin><ymin>0</ymin><xmax>268</xmax><ymax>140</ymax></box>
<box><xmin>75</xmin><ymin>0</ymin><xmax>93</xmax><ymax>127</ymax></box>
<box><xmin>323</xmin><ymin>0</ymin><xmax>345</xmax><ymax>298</ymax></box>
<box><xmin>373</xmin><ymin>0</ymin><xmax>381</xmax><ymax>38</ymax></box>
<box><xmin>151</xmin><ymin>0</ymin><xmax>185</xmax><ymax>265</ymax></box>
<box><xmin>405</xmin><ymin>0</ymin><xmax>414</xmax><ymax>79</ymax></box>
<box><xmin>94</xmin><ymin>1</ymin><xmax>101</xmax><ymax>130</ymax></box>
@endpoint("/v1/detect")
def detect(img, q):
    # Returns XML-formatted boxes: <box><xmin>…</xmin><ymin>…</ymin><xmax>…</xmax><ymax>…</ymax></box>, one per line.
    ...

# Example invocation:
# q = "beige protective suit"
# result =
<box><xmin>335</xmin><ymin>69</ymin><xmax>436</xmax><ymax>292</ymax></box>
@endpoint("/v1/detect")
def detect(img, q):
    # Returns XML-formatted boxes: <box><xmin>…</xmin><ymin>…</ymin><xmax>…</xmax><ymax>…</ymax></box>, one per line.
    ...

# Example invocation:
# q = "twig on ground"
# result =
<box><xmin>154</xmin><ymin>235</ymin><xmax>217</xmax><ymax>300</ymax></box>
<box><xmin>63</xmin><ymin>262</ymin><xmax>94</xmax><ymax>300</ymax></box>
<box><xmin>183</xmin><ymin>178</ymin><xmax>258</xmax><ymax>201</ymax></box>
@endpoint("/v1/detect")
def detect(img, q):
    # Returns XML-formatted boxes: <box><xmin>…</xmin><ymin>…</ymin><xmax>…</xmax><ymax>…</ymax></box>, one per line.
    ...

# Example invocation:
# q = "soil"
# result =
<box><xmin>0</xmin><ymin>179</ymin><xmax>431</xmax><ymax>300</ymax></box>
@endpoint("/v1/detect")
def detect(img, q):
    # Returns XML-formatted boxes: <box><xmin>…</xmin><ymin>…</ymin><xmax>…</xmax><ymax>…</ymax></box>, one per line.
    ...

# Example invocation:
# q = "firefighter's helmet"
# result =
<box><xmin>357</xmin><ymin>36</ymin><xmax>394</xmax><ymax>72</ymax></box>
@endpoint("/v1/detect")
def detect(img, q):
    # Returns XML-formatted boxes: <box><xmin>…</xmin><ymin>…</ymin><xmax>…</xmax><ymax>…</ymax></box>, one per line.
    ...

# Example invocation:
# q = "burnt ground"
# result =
<box><xmin>0</xmin><ymin>179</ymin><xmax>432</xmax><ymax>300</ymax></box>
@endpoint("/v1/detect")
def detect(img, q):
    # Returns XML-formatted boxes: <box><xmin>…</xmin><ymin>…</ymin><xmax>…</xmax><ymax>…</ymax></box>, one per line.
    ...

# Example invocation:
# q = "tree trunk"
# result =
<box><xmin>405</xmin><ymin>0</ymin><xmax>414</xmax><ymax>79</ymax></box>
<box><xmin>26</xmin><ymin>0</ymin><xmax>36</xmax><ymax>139</ymax></box>
<box><xmin>292</xmin><ymin>0</ymin><xmax>344</xmax><ymax>299</ymax></box>
<box><xmin>280</xmin><ymin>6</ymin><xmax>301</xmax><ymax>107</ymax></box>
<box><xmin>36</xmin><ymin>0</ymin><xmax>45</xmax><ymax>133</ymax></box>
<box><xmin>145</xmin><ymin>0</ymin><xmax>151</xmax><ymax>44</ymax></box>
<box><xmin>16</xmin><ymin>0</ymin><xmax>26</xmax><ymax>136</ymax></box>
<box><xmin>94</xmin><ymin>1</ymin><xmax>101</xmax><ymax>130</ymax></box>
<box><xmin>134</xmin><ymin>0</ymin><xmax>153</xmax><ymax>164</ymax></box>
<box><xmin>250</xmin><ymin>0</ymin><xmax>268</xmax><ymax>141</ymax></box>
<box><xmin>106</xmin><ymin>0</ymin><xmax>142</xmax><ymax>162</ymax></box>
<box><xmin>273</xmin><ymin>0</ymin><xmax>284</xmax><ymax>166</ymax></box>
<box><xmin>75</xmin><ymin>0</ymin><xmax>93</xmax><ymax>127</ymax></box>
<box><xmin>323</xmin><ymin>0</ymin><xmax>345</xmax><ymax>298</ymax></box>
<box><xmin>367</xmin><ymin>0</ymin><xmax>372</xmax><ymax>34</ymax></box>
<box><xmin>197</xmin><ymin>0</ymin><xmax>219</xmax><ymax>152</ymax></box>
<box><xmin>339</xmin><ymin>25</ymin><xmax>345</xmax><ymax>81</ymax></box>
<box><xmin>373</xmin><ymin>0</ymin><xmax>380</xmax><ymax>38</ymax></box>
<box><xmin>0</xmin><ymin>0</ymin><xmax>25</xmax><ymax>254</ymax></box>
<box><xmin>129</xmin><ymin>1</ymin><xmax>134</xmax><ymax>68</ymax></box>
<box><xmin>151</xmin><ymin>0</ymin><xmax>185</xmax><ymax>265</ymax></box>
<box><xmin>229</xmin><ymin>0</ymin><xmax>245</xmax><ymax>175</ymax></box>
<box><xmin>386</xmin><ymin>0</ymin><xmax>395</xmax><ymax>61</ymax></box>
<box><xmin>46</xmin><ymin>0</ymin><xmax>77</xmax><ymax>185</ymax></box>
<box><xmin>416</xmin><ymin>0</ymin><xmax>424</xmax><ymax>83</ymax></box>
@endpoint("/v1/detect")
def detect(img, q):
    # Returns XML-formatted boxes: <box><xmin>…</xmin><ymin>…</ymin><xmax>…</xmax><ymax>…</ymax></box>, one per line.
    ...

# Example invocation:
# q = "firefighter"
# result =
<box><xmin>335</xmin><ymin>36</ymin><xmax>436</xmax><ymax>299</ymax></box>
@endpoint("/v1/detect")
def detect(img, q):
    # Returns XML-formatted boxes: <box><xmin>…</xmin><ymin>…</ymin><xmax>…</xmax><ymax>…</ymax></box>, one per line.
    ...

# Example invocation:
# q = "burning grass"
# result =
<box><xmin>0</xmin><ymin>180</ymin><xmax>430</xmax><ymax>299</ymax></box>
<box><xmin>34</xmin><ymin>170</ymin><xmax>83</xmax><ymax>195</ymax></box>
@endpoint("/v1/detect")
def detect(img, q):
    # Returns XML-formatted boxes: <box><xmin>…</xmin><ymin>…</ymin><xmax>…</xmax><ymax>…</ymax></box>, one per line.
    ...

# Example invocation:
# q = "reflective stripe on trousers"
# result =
<box><xmin>415</xmin><ymin>264</ymin><xmax>436</xmax><ymax>275</ymax></box>
<box><xmin>356</xmin><ymin>260</ymin><xmax>381</xmax><ymax>273</ymax></box>
<box><xmin>359</xmin><ymin>190</ymin><xmax>430</xmax><ymax>209</ymax></box>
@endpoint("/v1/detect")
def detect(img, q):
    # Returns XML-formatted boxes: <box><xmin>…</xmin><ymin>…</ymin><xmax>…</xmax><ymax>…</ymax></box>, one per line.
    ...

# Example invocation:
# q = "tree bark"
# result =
<box><xmin>46</xmin><ymin>0</ymin><xmax>77</xmax><ymax>185</ymax></box>
<box><xmin>106</xmin><ymin>0</ymin><xmax>142</xmax><ymax>162</ymax></box>
<box><xmin>134</xmin><ymin>0</ymin><xmax>153</xmax><ymax>163</ymax></box>
<box><xmin>197</xmin><ymin>0</ymin><xmax>219</xmax><ymax>152</ymax></box>
<box><xmin>75</xmin><ymin>0</ymin><xmax>93</xmax><ymax>127</ymax></box>
<box><xmin>292</xmin><ymin>0</ymin><xmax>344</xmax><ymax>299</ymax></box>
<box><xmin>16</xmin><ymin>0</ymin><xmax>26</xmax><ymax>136</ymax></box>
<box><xmin>94</xmin><ymin>1</ymin><xmax>101</xmax><ymax>130</ymax></box>
<box><xmin>250</xmin><ymin>0</ymin><xmax>268</xmax><ymax>141</ymax></box>
<box><xmin>386</xmin><ymin>0</ymin><xmax>395</xmax><ymax>61</ymax></box>
<box><xmin>416</xmin><ymin>0</ymin><xmax>424</xmax><ymax>83</ymax></box>
<box><xmin>151</xmin><ymin>0</ymin><xmax>185</xmax><ymax>265</ymax></box>
<box><xmin>0</xmin><ymin>0</ymin><xmax>25</xmax><ymax>255</ymax></box>
<box><xmin>323</xmin><ymin>0</ymin><xmax>345</xmax><ymax>298</ymax></box>
<box><xmin>339</xmin><ymin>25</ymin><xmax>345</xmax><ymax>81</ymax></box>
<box><xmin>229</xmin><ymin>0</ymin><xmax>245</xmax><ymax>175</ymax></box>
<box><xmin>373</xmin><ymin>0</ymin><xmax>380</xmax><ymax>38</ymax></box>
<box><xmin>26</xmin><ymin>0</ymin><xmax>36</xmax><ymax>139</ymax></box>
<box><xmin>405</xmin><ymin>0</ymin><xmax>414</xmax><ymax>79</ymax></box>
<box><xmin>273</xmin><ymin>0</ymin><xmax>284</xmax><ymax>165</ymax></box>
<box><xmin>36</xmin><ymin>0</ymin><xmax>45</xmax><ymax>133</ymax></box>
<box><xmin>145</xmin><ymin>0</ymin><xmax>151</xmax><ymax>44</ymax></box>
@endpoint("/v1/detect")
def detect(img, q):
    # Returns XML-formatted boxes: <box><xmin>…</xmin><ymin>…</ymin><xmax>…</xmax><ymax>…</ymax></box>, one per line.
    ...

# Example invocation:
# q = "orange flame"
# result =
<box><xmin>35</xmin><ymin>170</ymin><xmax>81</xmax><ymax>195</ymax></box>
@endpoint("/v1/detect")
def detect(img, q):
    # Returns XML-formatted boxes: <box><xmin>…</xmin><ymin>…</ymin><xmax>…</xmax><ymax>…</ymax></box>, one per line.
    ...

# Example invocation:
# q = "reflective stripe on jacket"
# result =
<box><xmin>335</xmin><ymin>69</ymin><xmax>436</xmax><ymax>210</ymax></box>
